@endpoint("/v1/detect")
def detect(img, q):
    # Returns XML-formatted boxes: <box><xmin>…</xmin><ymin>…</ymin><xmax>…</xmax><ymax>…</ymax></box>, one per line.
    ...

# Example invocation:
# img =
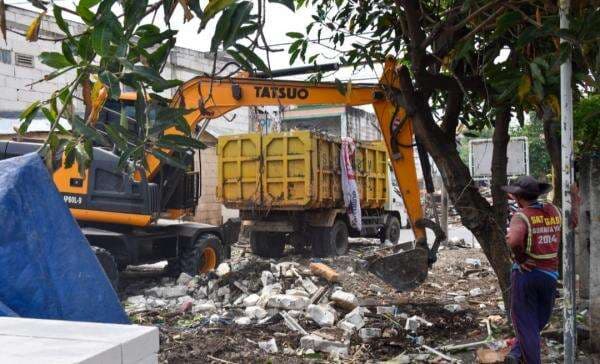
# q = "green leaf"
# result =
<box><xmin>493</xmin><ymin>11</ymin><xmax>520</xmax><ymax>38</ymax></box>
<box><xmin>201</xmin><ymin>0</ymin><xmax>235</xmax><ymax>31</ymax></box>
<box><xmin>91</xmin><ymin>23</ymin><xmax>113</xmax><ymax>56</ymax></box>
<box><xmin>41</xmin><ymin>106</ymin><xmax>57</xmax><ymax>124</ymax></box>
<box><xmin>71</xmin><ymin>116</ymin><xmax>108</xmax><ymax>144</ymax></box>
<box><xmin>136</xmin><ymin>26</ymin><xmax>177</xmax><ymax>48</ymax></box>
<box><xmin>158</xmin><ymin>134</ymin><xmax>205</xmax><ymax>150</ymax></box>
<box><xmin>75</xmin><ymin>141</ymin><xmax>92</xmax><ymax>175</ymax></box>
<box><xmin>151</xmin><ymin>149</ymin><xmax>187</xmax><ymax>169</ymax></box>
<box><xmin>269</xmin><ymin>0</ymin><xmax>294</xmax><ymax>11</ymax></box>
<box><xmin>61</xmin><ymin>42</ymin><xmax>77</xmax><ymax>64</ymax></box>
<box><xmin>233</xmin><ymin>44</ymin><xmax>269</xmax><ymax>72</ymax></box>
<box><xmin>105</xmin><ymin>123</ymin><xmax>129</xmax><ymax>150</ymax></box>
<box><xmin>222</xmin><ymin>1</ymin><xmax>253</xmax><ymax>49</ymax></box>
<box><xmin>76</xmin><ymin>34</ymin><xmax>95</xmax><ymax>61</ymax></box>
<box><xmin>18</xmin><ymin>100</ymin><xmax>41</xmax><ymax>135</ymax></box>
<box><xmin>286</xmin><ymin>32</ymin><xmax>304</xmax><ymax>39</ymax></box>
<box><xmin>64</xmin><ymin>140</ymin><xmax>77</xmax><ymax>169</ymax></box>
<box><xmin>99</xmin><ymin>71</ymin><xmax>121</xmax><ymax>100</ymax></box>
<box><xmin>53</xmin><ymin>6</ymin><xmax>71</xmax><ymax>36</ymax></box>
<box><xmin>124</xmin><ymin>0</ymin><xmax>148</xmax><ymax>32</ymax></box>
<box><xmin>75</xmin><ymin>1</ymin><xmax>97</xmax><ymax>23</ymax></box>
<box><xmin>530</xmin><ymin>62</ymin><xmax>545</xmax><ymax>84</ymax></box>
<box><xmin>226</xmin><ymin>49</ymin><xmax>253</xmax><ymax>71</ymax></box>
<box><xmin>39</xmin><ymin>52</ymin><xmax>72</xmax><ymax>69</ymax></box>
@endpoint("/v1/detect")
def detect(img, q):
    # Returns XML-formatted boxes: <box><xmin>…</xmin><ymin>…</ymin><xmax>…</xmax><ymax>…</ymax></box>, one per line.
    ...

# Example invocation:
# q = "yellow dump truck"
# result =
<box><xmin>217</xmin><ymin>130</ymin><xmax>403</xmax><ymax>257</ymax></box>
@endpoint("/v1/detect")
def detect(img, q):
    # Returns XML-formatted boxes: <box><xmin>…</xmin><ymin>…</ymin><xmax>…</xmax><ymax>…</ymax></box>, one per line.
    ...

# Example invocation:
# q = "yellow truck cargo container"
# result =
<box><xmin>217</xmin><ymin>130</ymin><xmax>403</xmax><ymax>258</ymax></box>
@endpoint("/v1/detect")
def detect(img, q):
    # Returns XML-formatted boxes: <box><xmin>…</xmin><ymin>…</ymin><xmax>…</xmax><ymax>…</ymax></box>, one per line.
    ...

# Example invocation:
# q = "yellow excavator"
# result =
<box><xmin>0</xmin><ymin>58</ymin><xmax>444</xmax><ymax>289</ymax></box>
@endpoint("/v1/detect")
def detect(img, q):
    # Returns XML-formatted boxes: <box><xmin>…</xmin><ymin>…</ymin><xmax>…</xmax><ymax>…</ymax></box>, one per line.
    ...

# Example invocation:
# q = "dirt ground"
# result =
<box><xmin>119</xmin><ymin>236</ymin><xmax>590</xmax><ymax>363</ymax></box>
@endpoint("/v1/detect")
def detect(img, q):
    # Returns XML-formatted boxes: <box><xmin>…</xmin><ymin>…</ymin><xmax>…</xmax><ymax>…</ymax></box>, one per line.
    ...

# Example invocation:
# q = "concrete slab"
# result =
<box><xmin>0</xmin><ymin>335</ymin><xmax>121</xmax><ymax>364</ymax></box>
<box><xmin>0</xmin><ymin>317</ymin><xmax>158</xmax><ymax>364</ymax></box>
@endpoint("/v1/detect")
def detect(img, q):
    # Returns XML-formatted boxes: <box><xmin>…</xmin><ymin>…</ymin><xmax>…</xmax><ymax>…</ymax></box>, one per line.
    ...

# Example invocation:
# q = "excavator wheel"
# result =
<box><xmin>92</xmin><ymin>246</ymin><xmax>119</xmax><ymax>291</ymax></box>
<box><xmin>380</xmin><ymin>215</ymin><xmax>401</xmax><ymax>244</ymax></box>
<box><xmin>180</xmin><ymin>234</ymin><xmax>223</xmax><ymax>275</ymax></box>
<box><xmin>311</xmin><ymin>219</ymin><xmax>349</xmax><ymax>257</ymax></box>
<box><xmin>250</xmin><ymin>231</ymin><xmax>286</xmax><ymax>258</ymax></box>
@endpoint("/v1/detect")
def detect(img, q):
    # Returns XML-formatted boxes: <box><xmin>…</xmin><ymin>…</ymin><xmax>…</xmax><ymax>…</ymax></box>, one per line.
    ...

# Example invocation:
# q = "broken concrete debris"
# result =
<box><xmin>215</xmin><ymin>263</ymin><xmax>231</xmax><ymax>277</ymax></box>
<box><xmin>359</xmin><ymin>327</ymin><xmax>382</xmax><ymax>342</ymax></box>
<box><xmin>307</xmin><ymin>304</ymin><xmax>336</xmax><ymax>327</ymax></box>
<box><xmin>267</xmin><ymin>294</ymin><xmax>310</xmax><ymax>310</ymax></box>
<box><xmin>300</xmin><ymin>334</ymin><xmax>349</xmax><ymax>355</ymax></box>
<box><xmin>338</xmin><ymin>306</ymin><xmax>368</xmax><ymax>332</ymax></box>
<box><xmin>330</xmin><ymin>290</ymin><xmax>358</xmax><ymax>310</ymax></box>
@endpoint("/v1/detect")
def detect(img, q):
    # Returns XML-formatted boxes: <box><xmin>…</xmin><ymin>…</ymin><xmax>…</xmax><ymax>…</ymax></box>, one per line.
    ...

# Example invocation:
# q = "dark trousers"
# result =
<box><xmin>509</xmin><ymin>269</ymin><xmax>557</xmax><ymax>364</ymax></box>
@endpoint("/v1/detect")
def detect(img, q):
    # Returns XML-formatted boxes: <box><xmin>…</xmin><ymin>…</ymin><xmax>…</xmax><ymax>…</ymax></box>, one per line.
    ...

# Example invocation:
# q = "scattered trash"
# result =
<box><xmin>465</xmin><ymin>258</ymin><xmax>482</xmax><ymax>267</ymax></box>
<box><xmin>476</xmin><ymin>347</ymin><xmax>509</xmax><ymax>363</ymax></box>
<box><xmin>258</xmin><ymin>338</ymin><xmax>278</xmax><ymax>353</ymax></box>
<box><xmin>310</xmin><ymin>262</ymin><xmax>340</xmax><ymax>282</ymax></box>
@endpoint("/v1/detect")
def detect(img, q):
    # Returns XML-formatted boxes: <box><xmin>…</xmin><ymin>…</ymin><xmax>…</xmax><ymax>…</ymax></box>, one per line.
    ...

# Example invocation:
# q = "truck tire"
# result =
<box><xmin>180</xmin><ymin>234</ymin><xmax>222</xmax><ymax>275</ymax></box>
<box><xmin>250</xmin><ymin>231</ymin><xmax>286</xmax><ymax>258</ymax></box>
<box><xmin>311</xmin><ymin>220</ymin><xmax>349</xmax><ymax>257</ymax></box>
<box><xmin>381</xmin><ymin>215</ymin><xmax>401</xmax><ymax>244</ymax></box>
<box><xmin>92</xmin><ymin>246</ymin><xmax>119</xmax><ymax>291</ymax></box>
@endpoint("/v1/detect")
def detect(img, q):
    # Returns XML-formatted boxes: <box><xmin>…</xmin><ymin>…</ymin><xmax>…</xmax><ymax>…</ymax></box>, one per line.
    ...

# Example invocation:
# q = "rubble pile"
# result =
<box><xmin>121</xmin><ymin>240</ymin><xmax>571</xmax><ymax>362</ymax></box>
<box><xmin>125</xmin><ymin>256</ymin><xmax>410</xmax><ymax>358</ymax></box>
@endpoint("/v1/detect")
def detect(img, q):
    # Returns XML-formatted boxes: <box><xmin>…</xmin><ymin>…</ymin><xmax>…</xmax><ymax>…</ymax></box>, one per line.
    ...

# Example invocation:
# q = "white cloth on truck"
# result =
<box><xmin>340</xmin><ymin>137</ymin><xmax>361</xmax><ymax>231</ymax></box>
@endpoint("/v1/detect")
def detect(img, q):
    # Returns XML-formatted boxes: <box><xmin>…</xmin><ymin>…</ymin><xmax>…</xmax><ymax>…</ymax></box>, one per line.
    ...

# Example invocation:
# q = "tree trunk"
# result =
<box><xmin>396</xmin><ymin>66</ymin><xmax>513</xmax><ymax>305</ymax></box>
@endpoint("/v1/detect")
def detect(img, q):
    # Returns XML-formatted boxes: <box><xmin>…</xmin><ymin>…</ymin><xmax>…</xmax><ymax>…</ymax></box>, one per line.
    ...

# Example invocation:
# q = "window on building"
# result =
<box><xmin>15</xmin><ymin>53</ymin><xmax>34</xmax><ymax>68</ymax></box>
<box><xmin>0</xmin><ymin>49</ymin><xmax>11</xmax><ymax>64</ymax></box>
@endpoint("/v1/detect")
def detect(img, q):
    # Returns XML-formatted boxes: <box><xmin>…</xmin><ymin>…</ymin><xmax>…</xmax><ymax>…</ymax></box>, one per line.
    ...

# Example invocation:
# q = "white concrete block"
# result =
<box><xmin>134</xmin><ymin>353</ymin><xmax>158</xmax><ymax>364</ymax></box>
<box><xmin>0</xmin><ymin>335</ymin><xmax>122</xmax><ymax>364</ymax></box>
<box><xmin>0</xmin><ymin>317</ymin><xmax>159</xmax><ymax>364</ymax></box>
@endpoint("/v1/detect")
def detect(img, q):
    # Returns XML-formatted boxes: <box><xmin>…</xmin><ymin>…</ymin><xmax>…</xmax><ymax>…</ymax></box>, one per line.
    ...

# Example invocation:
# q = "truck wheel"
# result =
<box><xmin>250</xmin><ymin>231</ymin><xmax>286</xmax><ymax>258</ymax></box>
<box><xmin>311</xmin><ymin>220</ymin><xmax>349</xmax><ymax>257</ymax></box>
<box><xmin>92</xmin><ymin>246</ymin><xmax>119</xmax><ymax>291</ymax></box>
<box><xmin>381</xmin><ymin>215</ymin><xmax>401</xmax><ymax>244</ymax></box>
<box><xmin>180</xmin><ymin>234</ymin><xmax>222</xmax><ymax>275</ymax></box>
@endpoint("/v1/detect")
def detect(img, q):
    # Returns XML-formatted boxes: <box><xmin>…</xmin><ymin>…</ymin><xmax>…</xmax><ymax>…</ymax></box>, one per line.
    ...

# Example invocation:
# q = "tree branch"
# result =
<box><xmin>441</xmin><ymin>90</ymin><xmax>462</xmax><ymax>136</ymax></box>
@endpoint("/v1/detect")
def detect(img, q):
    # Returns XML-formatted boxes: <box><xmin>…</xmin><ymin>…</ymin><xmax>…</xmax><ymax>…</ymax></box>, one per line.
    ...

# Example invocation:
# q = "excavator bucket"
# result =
<box><xmin>366</xmin><ymin>243</ymin><xmax>429</xmax><ymax>291</ymax></box>
<box><xmin>367</xmin><ymin>219</ymin><xmax>446</xmax><ymax>291</ymax></box>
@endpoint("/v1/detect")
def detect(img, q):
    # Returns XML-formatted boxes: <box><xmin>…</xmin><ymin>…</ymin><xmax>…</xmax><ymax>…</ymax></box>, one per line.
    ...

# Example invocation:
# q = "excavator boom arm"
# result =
<box><xmin>143</xmin><ymin>72</ymin><xmax>426</xmax><ymax>240</ymax></box>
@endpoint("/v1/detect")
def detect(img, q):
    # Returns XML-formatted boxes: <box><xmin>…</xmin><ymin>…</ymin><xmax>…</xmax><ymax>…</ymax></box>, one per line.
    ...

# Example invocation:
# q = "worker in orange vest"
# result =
<box><xmin>502</xmin><ymin>176</ymin><xmax>561</xmax><ymax>364</ymax></box>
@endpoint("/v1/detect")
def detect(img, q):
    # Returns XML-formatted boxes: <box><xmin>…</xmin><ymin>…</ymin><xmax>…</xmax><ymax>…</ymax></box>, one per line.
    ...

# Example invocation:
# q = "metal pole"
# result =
<box><xmin>441</xmin><ymin>183</ymin><xmax>448</xmax><ymax>237</ymax></box>
<box><xmin>560</xmin><ymin>0</ymin><xmax>576</xmax><ymax>362</ymax></box>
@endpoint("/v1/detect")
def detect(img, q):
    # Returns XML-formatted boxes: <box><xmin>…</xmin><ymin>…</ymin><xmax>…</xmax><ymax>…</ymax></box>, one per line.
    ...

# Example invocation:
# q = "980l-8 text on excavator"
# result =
<box><xmin>0</xmin><ymin>57</ymin><xmax>443</xmax><ymax>290</ymax></box>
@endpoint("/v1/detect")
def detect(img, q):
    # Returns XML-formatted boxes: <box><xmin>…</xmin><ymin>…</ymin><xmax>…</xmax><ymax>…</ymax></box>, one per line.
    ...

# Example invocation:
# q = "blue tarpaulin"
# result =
<box><xmin>0</xmin><ymin>153</ymin><xmax>128</xmax><ymax>324</ymax></box>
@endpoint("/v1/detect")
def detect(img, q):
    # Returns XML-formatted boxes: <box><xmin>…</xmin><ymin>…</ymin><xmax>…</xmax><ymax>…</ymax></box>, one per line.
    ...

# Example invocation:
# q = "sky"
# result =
<box><xmin>6</xmin><ymin>0</ymin><xmax>382</xmax><ymax>84</ymax></box>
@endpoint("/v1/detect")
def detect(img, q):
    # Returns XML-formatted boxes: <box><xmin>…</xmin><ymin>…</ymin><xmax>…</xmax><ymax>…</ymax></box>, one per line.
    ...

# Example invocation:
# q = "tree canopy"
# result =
<box><xmin>6</xmin><ymin>0</ymin><xmax>296</xmax><ymax>173</ymax></box>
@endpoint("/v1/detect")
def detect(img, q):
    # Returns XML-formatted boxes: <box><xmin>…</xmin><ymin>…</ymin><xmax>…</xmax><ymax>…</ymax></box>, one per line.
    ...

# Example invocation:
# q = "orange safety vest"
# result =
<box><xmin>514</xmin><ymin>203</ymin><xmax>561</xmax><ymax>269</ymax></box>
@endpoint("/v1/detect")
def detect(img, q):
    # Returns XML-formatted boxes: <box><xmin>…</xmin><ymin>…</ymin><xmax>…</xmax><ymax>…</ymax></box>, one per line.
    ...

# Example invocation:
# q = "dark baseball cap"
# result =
<box><xmin>501</xmin><ymin>175</ymin><xmax>552</xmax><ymax>198</ymax></box>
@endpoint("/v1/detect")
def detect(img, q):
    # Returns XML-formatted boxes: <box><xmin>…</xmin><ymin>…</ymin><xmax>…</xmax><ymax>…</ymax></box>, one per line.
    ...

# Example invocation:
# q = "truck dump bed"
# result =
<box><xmin>217</xmin><ymin>130</ymin><xmax>388</xmax><ymax>210</ymax></box>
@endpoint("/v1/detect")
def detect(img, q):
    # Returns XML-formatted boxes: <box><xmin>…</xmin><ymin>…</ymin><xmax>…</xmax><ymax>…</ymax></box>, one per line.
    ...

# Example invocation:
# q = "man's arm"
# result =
<box><xmin>506</xmin><ymin>214</ymin><xmax>528</xmax><ymax>264</ymax></box>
